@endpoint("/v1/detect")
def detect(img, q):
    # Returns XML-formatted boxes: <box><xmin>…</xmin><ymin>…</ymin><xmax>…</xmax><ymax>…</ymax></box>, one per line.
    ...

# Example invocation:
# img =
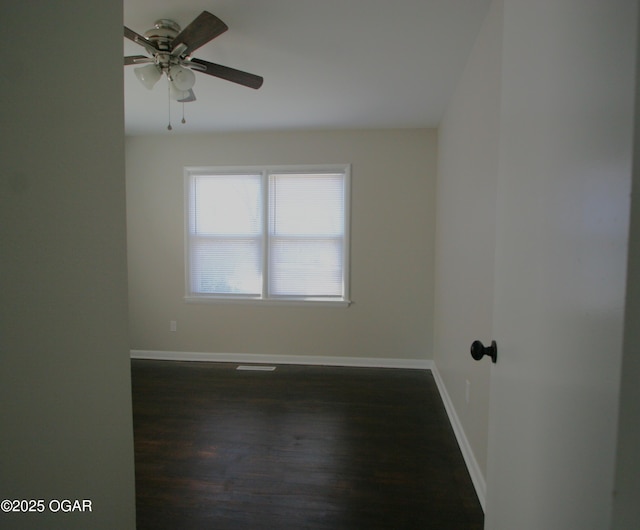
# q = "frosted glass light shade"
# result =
<box><xmin>134</xmin><ymin>64</ymin><xmax>162</xmax><ymax>89</ymax></box>
<box><xmin>169</xmin><ymin>82</ymin><xmax>190</xmax><ymax>101</ymax></box>
<box><xmin>169</xmin><ymin>65</ymin><xmax>196</xmax><ymax>91</ymax></box>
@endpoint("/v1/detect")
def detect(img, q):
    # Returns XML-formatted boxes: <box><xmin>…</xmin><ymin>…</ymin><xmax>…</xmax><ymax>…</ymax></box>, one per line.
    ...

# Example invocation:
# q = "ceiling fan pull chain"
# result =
<box><xmin>181</xmin><ymin>102</ymin><xmax>186</xmax><ymax>124</ymax></box>
<box><xmin>167</xmin><ymin>79</ymin><xmax>173</xmax><ymax>131</ymax></box>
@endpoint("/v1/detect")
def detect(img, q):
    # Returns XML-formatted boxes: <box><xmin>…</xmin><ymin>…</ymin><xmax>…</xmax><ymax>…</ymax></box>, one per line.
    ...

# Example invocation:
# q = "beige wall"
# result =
<box><xmin>0</xmin><ymin>1</ymin><xmax>136</xmax><ymax>528</ymax></box>
<box><xmin>126</xmin><ymin>129</ymin><xmax>436</xmax><ymax>361</ymax></box>
<box><xmin>433</xmin><ymin>0</ymin><xmax>502</xmax><ymax>490</ymax></box>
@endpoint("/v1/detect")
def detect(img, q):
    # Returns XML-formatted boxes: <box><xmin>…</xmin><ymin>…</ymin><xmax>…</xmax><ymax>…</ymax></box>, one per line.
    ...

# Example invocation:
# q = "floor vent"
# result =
<box><xmin>236</xmin><ymin>365</ymin><xmax>277</xmax><ymax>371</ymax></box>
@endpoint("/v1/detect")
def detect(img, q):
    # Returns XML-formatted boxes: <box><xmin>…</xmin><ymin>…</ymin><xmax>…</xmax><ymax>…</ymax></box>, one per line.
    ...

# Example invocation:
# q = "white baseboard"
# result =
<box><xmin>130</xmin><ymin>350</ymin><xmax>433</xmax><ymax>370</ymax></box>
<box><xmin>431</xmin><ymin>363</ymin><xmax>486</xmax><ymax>511</ymax></box>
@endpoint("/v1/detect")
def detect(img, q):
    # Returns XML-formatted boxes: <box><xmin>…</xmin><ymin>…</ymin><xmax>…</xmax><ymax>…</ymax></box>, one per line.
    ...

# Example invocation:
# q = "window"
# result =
<box><xmin>185</xmin><ymin>165</ymin><xmax>350</xmax><ymax>305</ymax></box>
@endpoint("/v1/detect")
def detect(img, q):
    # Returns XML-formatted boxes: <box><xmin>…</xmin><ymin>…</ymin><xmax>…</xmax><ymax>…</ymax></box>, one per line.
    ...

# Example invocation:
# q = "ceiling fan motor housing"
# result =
<box><xmin>139</xmin><ymin>20</ymin><xmax>186</xmax><ymax>74</ymax></box>
<box><xmin>144</xmin><ymin>20</ymin><xmax>181</xmax><ymax>51</ymax></box>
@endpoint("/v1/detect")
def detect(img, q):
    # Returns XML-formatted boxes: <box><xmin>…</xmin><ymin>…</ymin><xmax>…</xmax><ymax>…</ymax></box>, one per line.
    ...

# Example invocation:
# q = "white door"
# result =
<box><xmin>483</xmin><ymin>1</ymin><xmax>637</xmax><ymax>529</ymax></box>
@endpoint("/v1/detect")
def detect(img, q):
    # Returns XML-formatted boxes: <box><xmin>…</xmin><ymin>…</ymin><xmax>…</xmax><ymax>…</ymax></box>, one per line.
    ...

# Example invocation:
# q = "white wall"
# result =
<box><xmin>434</xmin><ymin>0</ymin><xmax>503</xmax><ymax>496</ymax></box>
<box><xmin>0</xmin><ymin>2</ymin><xmax>136</xmax><ymax>529</ymax></box>
<box><xmin>126</xmin><ymin>129</ymin><xmax>436</xmax><ymax>362</ymax></box>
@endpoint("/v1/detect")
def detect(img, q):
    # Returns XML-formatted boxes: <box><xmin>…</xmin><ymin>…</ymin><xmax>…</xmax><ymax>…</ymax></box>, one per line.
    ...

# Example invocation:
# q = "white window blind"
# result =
<box><xmin>189</xmin><ymin>173</ymin><xmax>263</xmax><ymax>296</ymax></box>
<box><xmin>186</xmin><ymin>165</ymin><xmax>350</xmax><ymax>304</ymax></box>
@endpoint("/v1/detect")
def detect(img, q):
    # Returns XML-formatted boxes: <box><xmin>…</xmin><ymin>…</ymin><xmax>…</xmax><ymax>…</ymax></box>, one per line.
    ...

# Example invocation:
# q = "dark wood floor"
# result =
<box><xmin>131</xmin><ymin>360</ymin><xmax>483</xmax><ymax>529</ymax></box>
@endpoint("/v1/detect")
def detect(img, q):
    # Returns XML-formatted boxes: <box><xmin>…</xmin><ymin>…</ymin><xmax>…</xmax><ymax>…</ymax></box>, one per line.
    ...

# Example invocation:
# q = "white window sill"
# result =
<box><xmin>184</xmin><ymin>295</ymin><xmax>352</xmax><ymax>307</ymax></box>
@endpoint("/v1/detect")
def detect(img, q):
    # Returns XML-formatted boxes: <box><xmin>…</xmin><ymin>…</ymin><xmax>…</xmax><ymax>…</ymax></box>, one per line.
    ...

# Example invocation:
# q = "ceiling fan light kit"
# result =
<box><xmin>124</xmin><ymin>12</ymin><xmax>263</xmax><ymax>130</ymax></box>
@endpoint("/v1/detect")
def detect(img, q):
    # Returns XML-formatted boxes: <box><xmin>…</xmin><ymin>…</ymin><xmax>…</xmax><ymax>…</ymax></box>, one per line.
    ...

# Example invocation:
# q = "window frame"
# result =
<box><xmin>184</xmin><ymin>164</ymin><xmax>351</xmax><ymax>306</ymax></box>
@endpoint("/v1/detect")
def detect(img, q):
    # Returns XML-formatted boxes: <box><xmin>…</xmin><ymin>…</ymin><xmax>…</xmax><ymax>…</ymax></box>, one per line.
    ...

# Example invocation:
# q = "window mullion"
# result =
<box><xmin>262</xmin><ymin>170</ymin><xmax>270</xmax><ymax>299</ymax></box>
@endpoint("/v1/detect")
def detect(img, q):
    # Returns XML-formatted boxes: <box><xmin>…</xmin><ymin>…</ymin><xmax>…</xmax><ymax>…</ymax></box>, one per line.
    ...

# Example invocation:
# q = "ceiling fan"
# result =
<box><xmin>124</xmin><ymin>11</ymin><xmax>263</xmax><ymax>129</ymax></box>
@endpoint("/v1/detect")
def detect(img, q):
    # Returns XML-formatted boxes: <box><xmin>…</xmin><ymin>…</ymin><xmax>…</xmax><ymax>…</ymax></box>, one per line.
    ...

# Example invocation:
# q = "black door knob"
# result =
<box><xmin>470</xmin><ymin>340</ymin><xmax>497</xmax><ymax>363</ymax></box>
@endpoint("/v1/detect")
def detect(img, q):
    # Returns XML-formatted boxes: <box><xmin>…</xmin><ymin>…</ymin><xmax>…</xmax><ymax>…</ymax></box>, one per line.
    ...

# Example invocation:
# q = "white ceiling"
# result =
<box><xmin>124</xmin><ymin>0</ymin><xmax>492</xmax><ymax>135</ymax></box>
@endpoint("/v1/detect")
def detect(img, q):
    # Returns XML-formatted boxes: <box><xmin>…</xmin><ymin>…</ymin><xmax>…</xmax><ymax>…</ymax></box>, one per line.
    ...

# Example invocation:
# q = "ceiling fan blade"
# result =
<box><xmin>189</xmin><ymin>58</ymin><xmax>263</xmax><ymax>89</ymax></box>
<box><xmin>124</xmin><ymin>26</ymin><xmax>161</xmax><ymax>54</ymax></box>
<box><xmin>171</xmin><ymin>11</ymin><xmax>228</xmax><ymax>56</ymax></box>
<box><xmin>124</xmin><ymin>55</ymin><xmax>152</xmax><ymax>66</ymax></box>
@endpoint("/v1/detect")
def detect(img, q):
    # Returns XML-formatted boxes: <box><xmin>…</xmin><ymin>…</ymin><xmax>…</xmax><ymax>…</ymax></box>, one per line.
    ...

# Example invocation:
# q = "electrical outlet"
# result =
<box><xmin>170</xmin><ymin>320</ymin><xmax>177</xmax><ymax>332</ymax></box>
<box><xmin>465</xmin><ymin>379</ymin><xmax>471</xmax><ymax>405</ymax></box>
